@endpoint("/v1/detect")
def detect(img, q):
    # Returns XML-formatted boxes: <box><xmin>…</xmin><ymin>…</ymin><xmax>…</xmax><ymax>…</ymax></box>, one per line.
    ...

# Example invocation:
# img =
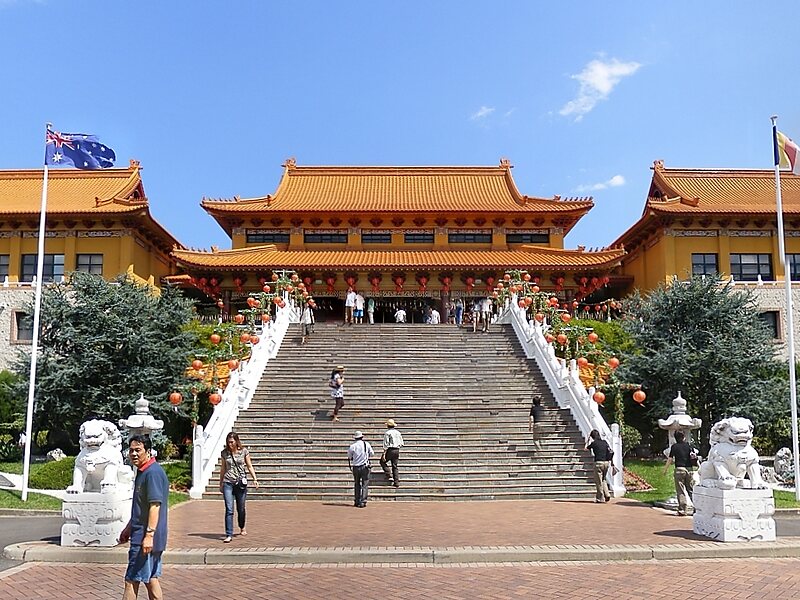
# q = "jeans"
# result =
<box><xmin>352</xmin><ymin>465</ymin><xmax>370</xmax><ymax>506</ymax></box>
<box><xmin>455</xmin><ymin>307</ymin><xmax>463</xmax><ymax>326</ymax></box>
<box><xmin>380</xmin><ymin>448</ymin><xmax>400</xmax><ymax>483</ymax></box>
<box><xmin>222</xmin><ymin>481</ymin><xmax>247</xmax><ymax>536</ymax></box>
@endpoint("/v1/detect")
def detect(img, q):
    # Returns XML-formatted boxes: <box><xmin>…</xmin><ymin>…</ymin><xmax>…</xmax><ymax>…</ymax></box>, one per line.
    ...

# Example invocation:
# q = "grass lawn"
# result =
<box><xmin>0</xmin><ymin>489</ymin><xmax>62</xmax><ymax>510</ymax></box>
<box><xmin>625</xmin><ymin>458</ymin><xmax>800</xmax><ymax>508</ymax></box>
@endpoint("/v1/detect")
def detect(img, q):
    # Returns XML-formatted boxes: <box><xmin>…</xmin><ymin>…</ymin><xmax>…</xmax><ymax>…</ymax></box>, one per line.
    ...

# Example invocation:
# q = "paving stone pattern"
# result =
<box><xmin>2</xmin><ymin>558</ymin><xmax>800</xmax><ymax>599</ymax></box>
<box><xmin>214</xmin><ymin>323</ymin><xmax>595</xmax><ymax>501</ymax></box>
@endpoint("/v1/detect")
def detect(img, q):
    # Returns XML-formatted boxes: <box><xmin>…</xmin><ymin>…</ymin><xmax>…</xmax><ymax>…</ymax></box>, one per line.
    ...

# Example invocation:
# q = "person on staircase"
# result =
<box><xmin>454</xmin><ymin>297</ymin><xmax>464</xmax><ymax>327</ymax></box>
<box><xmin>471</xmin><ymin>298</ymin><xmax>481</xmax><ymax>332</ymax></box>
<box><xmin>367</xmin><ymin>296</ymin><xmax>375</xmax><ymax>324</ymax></box>
<box><xmin>528</xmin><ymin>396</ymin><xmax>544</xmax><ymax>451</ymax></box>
<box><xmin>329</xmin><ymin>365</ymin><xmax>345</xmax><ymax>422</ymax></box>
<box><xmin>394</xmin><ymin>306</ymin><xmax>407</xmax><ymax>323</ymax></box>
<box><xmin>480</xmin><ymin>296</ymin><xmax>493</xmax><ymax>332</ymax></box>
<box><xmin>354</xmin><ymin>291</ymin><xmax>365</xmax><ymax>324</ymax></box>
<box><xmin>300</xmin><ymin>302</ymin><xmax>315</xmax><ymax>346</ymax></box>
<box><xmin>348</xmin><ymin>431</ymin><xmax>374</xmax><ymax>508</ymax></box>
<box><xmin>380</xmin><ymin>419</ymin><xmax>404</xmax><ymax>487</ymax></box>
<box><xmin>344</xmin><ymin>287</ymin><xmax>356</xmax><ymax>325</ymax></box>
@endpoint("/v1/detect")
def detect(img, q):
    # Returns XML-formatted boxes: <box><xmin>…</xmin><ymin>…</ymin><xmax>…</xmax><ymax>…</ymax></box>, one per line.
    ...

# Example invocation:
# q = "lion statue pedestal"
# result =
<box><xmin>692</xmin><ymin>417</ymin><xmax>775</xmax><ymax>542</ymax></box>
<box><xmin>61</xmin><ymin>419</ymin><xmax>134</xmax><ymax>547</ymax></box>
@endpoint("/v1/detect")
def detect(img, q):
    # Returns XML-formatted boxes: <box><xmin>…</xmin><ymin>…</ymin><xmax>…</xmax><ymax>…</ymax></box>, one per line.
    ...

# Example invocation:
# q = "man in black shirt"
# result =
<box><xmin>663</xmin><ymin>431</ymin><xmax>697</xmax><ymax>516</ymax></box>
<box><xmin>585</xmin><ymin>430</ymin><xmax>613</xmax><ymax>503</ymax></box>
<box><xmin>528</xmin><ymin>396</ymin><xmax>544</xmax><ymax>451</ymax></box>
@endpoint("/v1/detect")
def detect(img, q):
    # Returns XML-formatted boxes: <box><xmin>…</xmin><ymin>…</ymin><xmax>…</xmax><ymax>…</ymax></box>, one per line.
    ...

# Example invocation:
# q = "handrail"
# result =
<box><xmin>497</xmin><ymin>297</ymin><xmax>625</xmax><ymax>496</ymax></box>
<box><xmin>189</xmin><ymin>295</ymin><xmax>295</xmax><ymax>498</ymax></box>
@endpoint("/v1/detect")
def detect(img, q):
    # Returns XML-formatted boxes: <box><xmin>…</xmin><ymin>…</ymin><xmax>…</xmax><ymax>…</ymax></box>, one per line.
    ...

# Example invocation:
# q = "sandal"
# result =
<box><xmin>222</xmin><ymin>536</ymin><xmax>232</xmax><ymax>543</ymax></box>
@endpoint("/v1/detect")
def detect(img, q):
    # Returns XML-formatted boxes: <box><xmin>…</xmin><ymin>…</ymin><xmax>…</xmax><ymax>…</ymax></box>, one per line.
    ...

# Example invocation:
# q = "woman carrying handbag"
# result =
<box><xmin>219</xmin><ymin>432</ymin><xmax>259</xmax><ymax>543</ymax></box>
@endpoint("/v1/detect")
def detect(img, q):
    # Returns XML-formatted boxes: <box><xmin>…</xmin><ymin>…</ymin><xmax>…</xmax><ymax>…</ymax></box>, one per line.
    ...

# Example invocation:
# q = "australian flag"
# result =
<box><xmin>45</xmin><ymin>129</ymin><xmax>116</xmax><ymax>169</ymax></box>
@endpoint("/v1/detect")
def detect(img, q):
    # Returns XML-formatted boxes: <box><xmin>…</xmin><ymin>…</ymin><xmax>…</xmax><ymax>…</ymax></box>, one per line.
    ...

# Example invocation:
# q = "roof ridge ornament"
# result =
<box><xmin>653</xmin><ymin>159</ymin><xmax>665</xmax><ymax>171</ymax></box>
<box><xmin>284</xmin><ymin>157</ymin><xmax>297</xmax><ymax>170</ymax></box>
<box><xmin>129</xmin><ymin>159</ymin><xmax>141</xmax><ymax>170</ymax></box>
<box><xmin>499</xmin><ymin>158</ymin><xmax>513</xmax><ymax>169</ymax></box>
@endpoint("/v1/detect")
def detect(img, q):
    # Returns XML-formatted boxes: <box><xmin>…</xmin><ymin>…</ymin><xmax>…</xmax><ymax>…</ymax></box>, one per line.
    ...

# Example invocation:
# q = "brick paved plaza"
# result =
<box><xmin>2</xmin><ymin>558</ymin><xmax>800</xmax><ymax>599</ymax></box>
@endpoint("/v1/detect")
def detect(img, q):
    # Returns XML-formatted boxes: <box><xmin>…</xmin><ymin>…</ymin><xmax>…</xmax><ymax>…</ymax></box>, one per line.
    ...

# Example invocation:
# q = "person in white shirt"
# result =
<box><xmin>347</xmin><ymin>431</ymin><xmax>374</xmax><ymax>507</ymax></box>
<box><xmin>344</xmin><ymin>288</ymin><xmax>356</xmax><ymax>325</ymax></box>
<box><xmin>429</xmin><ymin>308</ymin><xmax>441</xmax><ymax>324</ymax></box>
<box><xmin>300</xmin><ymin>303</ymin><xmax>315</xmax><ymax>345</ymax></box>
<box><xmin>354</xmin><ymin>292</ymin><xmax>365</xmax><ymax>324</ymax></box>
<box><xmin>394</xmin><ymin>307</ymin><xmax>406</xmax><ymax>323</ymax></box>
<box><xmin>481</xmin><ymin>297</ymin><xmax>493</xmax><ymax>332</ymax></box>
<box><xmin>380</xmin><ymin>419</ymin><xmax>404</xmax><ymax>487</ymax></box>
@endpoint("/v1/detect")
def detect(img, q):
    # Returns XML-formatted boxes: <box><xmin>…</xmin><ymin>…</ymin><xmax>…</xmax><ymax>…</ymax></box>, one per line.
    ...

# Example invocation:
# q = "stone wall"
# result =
<box><xmin>0</xmin><ymin>287</ymin><xmax>33</xmax><ymax>372</ymax></box>
<box><xmin>740</xmin><ymin>283</ymin><xmax>800</xmax><ymax>361</ymax></box>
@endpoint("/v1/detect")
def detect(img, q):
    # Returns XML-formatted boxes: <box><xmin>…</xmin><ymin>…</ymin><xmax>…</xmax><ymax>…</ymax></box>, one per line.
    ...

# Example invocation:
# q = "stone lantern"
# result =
<box><xmin>118</xmin><ymin>393</ymin><xmax>165</xmax><ymax>441</ymax></box>
<box><xmin>657</xmin><ymin>391</ymin><xmax>702</xmax><ymax>455</ymax></box>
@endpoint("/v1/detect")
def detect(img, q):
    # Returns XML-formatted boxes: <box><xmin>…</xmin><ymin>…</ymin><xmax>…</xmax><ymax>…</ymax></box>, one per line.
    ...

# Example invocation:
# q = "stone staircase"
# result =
<box><xmin>208</xmin><ymin>323</ymin><xmax>596</xmax><ymax>501</ymax></box>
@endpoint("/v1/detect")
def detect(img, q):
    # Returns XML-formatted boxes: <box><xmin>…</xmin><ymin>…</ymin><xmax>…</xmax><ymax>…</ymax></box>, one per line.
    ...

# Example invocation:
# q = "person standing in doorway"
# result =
<box><xmin>528</xmin><ymin>396</ymin><xmax>544</xmax><ymax>451</ymax></box>
<box><xmin>663</xmin><ymin>431</ymin><xmax>698</xmax><ymax>516</ymax></box>
<box><xmin>367</xmin><ymin>296</ymin><xmax>376</xmax><ymax>324</ymax></box>
<box><xmin>219</xmin><ymin>432</ymin><xmax>259</xmax><ymax>543</ymax></box>
<box><xmin>471</xmin><ymin>298</ymin><xmax>481</xmax><ymax>333</ymax></box>
<box><xmin>344</xmin><ymin>287</ymin><xmax>356</xmax><ymax>325</ymax></box>
<box><xmin>119</xmin><ymin>434</ymin><xmax>169</xmax><ymax>600</ymax></box>
<box><xmin>354</xmin><ymin>291</ymin><xmax>365</xmax><ymax>324</ymax></box>
<box><xmin>394</xmin><ymin>306</ymin><xmax>407</xmax><ymax>323</ymax></box>
<box><xmin>454</xmin><ymin>297</ymin><xmax>464</xmax><ymax>327</ymax></box>
<box><xmin>481</xmin><ymin>296</ymin><xmax>493</xmax><ymax>332</ymax></box>
<box><xmin>329</xmin><ymin>365</ymin><xmax>345</xmax><ymax>422</ymax></box>
<box><xmin>585</xmin><ymin>429</ymin><xmax>613</xmax><ymax>503</ymax></box>
<box><xmin>348</xmin><ymin>431</ymin><xmax>374</xmax><ymax>507</ymax></box>
<box><xmin>380</xmin><ymin>419</ymin><xmax>404</xmax><ymax>487</ymax></box>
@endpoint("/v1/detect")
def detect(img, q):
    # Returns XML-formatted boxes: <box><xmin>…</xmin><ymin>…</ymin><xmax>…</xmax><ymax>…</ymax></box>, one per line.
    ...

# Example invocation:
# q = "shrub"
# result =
<box><xmin>621</xmin><ymin>424</ymin><xmax>642</xmax><ymax>457</ymax></box>
<box><xmin>162</xmin><ymin>460</ymin><xmax>191</xmax><ymax>491</ymax></box>
<box><xmin>28</xmin><ymin>456</ymin><xmax>75</xmax><ymax>490</ymax></box>
<box><xmin>0</xmin><ymin>434</ymin><xmax>20</xmax><ymax>461</ymax></box>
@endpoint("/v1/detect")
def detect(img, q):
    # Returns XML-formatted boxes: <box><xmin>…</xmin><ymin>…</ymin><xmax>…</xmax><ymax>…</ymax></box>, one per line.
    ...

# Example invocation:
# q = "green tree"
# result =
<box><xmin>12</xmin><ymin>272</ymin><xmax>196</xmax><ymax>443</ymax></box>
<box><xmin>618</xmin><ymin>274</ymin><xmax>788</xmax><ymax>452</ymax></box>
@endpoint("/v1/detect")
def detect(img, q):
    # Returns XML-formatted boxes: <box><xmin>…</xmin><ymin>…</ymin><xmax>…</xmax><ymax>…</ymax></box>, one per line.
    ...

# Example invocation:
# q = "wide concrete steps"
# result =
<box><xmin>213</xmin><ymin>323</ymin><xmax>595</xmax><ymax>500</ymax></box>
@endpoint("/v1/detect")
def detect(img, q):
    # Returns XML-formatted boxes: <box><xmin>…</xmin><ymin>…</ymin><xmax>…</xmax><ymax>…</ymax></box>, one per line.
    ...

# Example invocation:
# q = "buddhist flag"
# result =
<box><xmin>774</xmin><ymin>128</ymin><xmax>800</xmax><ymax>175</ymax></box>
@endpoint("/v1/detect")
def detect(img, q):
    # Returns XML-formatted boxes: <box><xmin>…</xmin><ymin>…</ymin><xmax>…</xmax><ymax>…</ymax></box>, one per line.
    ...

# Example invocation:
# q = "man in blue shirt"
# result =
<box><xmin>119</xmin><ymin>434</ymin><xmax>169</xmax><ymax>600</ymax></box>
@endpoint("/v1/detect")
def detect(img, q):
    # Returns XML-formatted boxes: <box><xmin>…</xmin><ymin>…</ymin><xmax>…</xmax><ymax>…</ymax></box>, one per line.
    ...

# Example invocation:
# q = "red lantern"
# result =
<box><xmin>326</xmin><ymin>276</ymin><xmax>336</xmax><ymax>293</ymax></box>
<box><xmin>210</xmin><ymin>334</ymin><xmax>221</xmax><ymax>345</ymax></box>
<box><xmin>524</xmin><ymin>296</ymin><xmax>533</xmax><ymax>306</ymax></box>
<box><xmin>370</xmin><ymin>276</ymin><xmax>381</xmax><ymax>292</ymax></box>
<box><xmin>591</xmin><ymin>277</ymin><xmax>599</xmax><ymax>287</ymax></box>
<box><xmin>191</xmin><ymin>359</ymin><xmax>203</xmax><ymax>371</ymax></box>
<box><xmin>262</xmin><ymin>284</ymin><xmax>271</xmax><ymax>293</ymax></box>
<box><xmin>580</xmin><ymin>276</ymin><xmax>588</xmax><ymax>285</ymax></box>
<box><xmin>577</xmin><ymin>357</ymin><xmax>589</xmax><ymax>368</ymax></box>
<box><xmin>485</xmin><ymin>276</ymin><xmax>495</xmax><ymax>291</ymax></box>
<box><xmin>441</xmin><ymin>276</ymin><xmax>452</xmax><ymax>291</ymax></box>
<box><xmin>556</xmin><ymin>333</ymin><xmax>568</xmax><ymax>345</ymax></box>
<box><xmin>531</xmin><ymin>285</ymin><xmax>540</xmax><ymax>294</ymax></box>
<box><xmin>233</xmin><ymin>277</ymin><xmax>243</xmax><ymax>288</ymax></box>
<box><xmin>556</xmin><ymin>276</ymin><xmax>565</xmax><ymax>286</ymax></box>
<box><xmin>216</xmin><ymin>299</ymin><xmax>225</xmax><ymax>309</ymax></box>
<box><xmin>594</xmin><ymin>305</ymin><xmax>601</xmax><ymax>312</ymax></box>
<box><xmin>250</xmin><ymin>335</ymin><xmax>260</xmax><ymax>345</ymax></box>
<box><xmin>209</xmin><ymin>392</ymin><xmax>222</xmax><ymax>406</ymax></box>
<box><xmin>572</xmin><ymin>301</ymin><xmax>579</xmax><ymax>309</ymax></box>
<box><xmin>261</xmin><ymin>313</ymin><xmax>271</xmax><ymax>323</ymax></box>
<box><xmin>593</xmin><ymin>391</ymin><xmax>606</xmax><ymax>405</ymax></box>
<box><xmin>534</xmin><ymin>312</ymin><xmax>545</xmax><ymax>322</ymax></box>
<box><xmin>465</xmin><ymin>276</ymin><xmax>475</xmax><ymax>292</ymax></box>
<box><xmin>286</xmin><ymin>285</ymin><xmax>294</xmax><ymax>293</ymax></box>
<box><xmin>522</xmin><ymin>273</ymin><xmax>531</xmax><ymax>282</ymax></box>
<box><xmin>258</xmin><ymin>277</ymin><xmax>267</xmax><ymax>286</ymax></box>
<box><xmin>633</xmin><ymin>390</ymin><xmax>646</xmax><ymax>404</ymax></box>
<box><xmin>234</xmin><ymin>314</ymin><xmax>245</xmax><ymax>324</ymax></box>
<box><xmin>503</xmin><ymin>273</ymin><xmax>511</xmax><ymax>281</ymax></box>
<box><xmin>199</xmin><ymin>277</ymin><xmax>208</xmax><ymax>287</ymax></box>
<box><xmin>240</xmin><ymin>333</ymin><xmax>251</xmax><ymax>344</ymax></box>
<box><xmin>533</xmin><ymin>276</ymin><xmax>541</xmax><ymax>284</ymax></box>
<box><xmin>587</xmin><ymin>332</ymin><xmax>599</xmax><ymax>343</ymax></box>
<box><xmin>394</xmin><ymin>276</ymin><xmax>405</xmax><ymax>292</ymax></box>
<box><xmin>169</xmin><ymin>391</ymin><xmax>182</xmax><ymax>406</ymax></box>
<box><xmin>607</xmin><ymin>357</ymin><xmax>620</xmax><ymax>369</ymax></box>
<box><xmin>518</xmin><ymin>299</ymin><xmax>526</xmax><ymax>308</ymax></box>
<box><xmin>291</xmin><ymin>273</ymin><xmax>299</xmax><ymax>283</ymax></box>
<box><xmin>228</xmin><ymin>359</ymin><xmax>239</xmax><ymax>370</ymax></box>
<box><xmin>247</xmin><ymin>297</ymin><xmax>256</xmax><ymax>308</ymax></box>
<box><xmin>418</xmin><ymin>276</ymin><xmax>428</xmax><ymax>291</ymax></box>
<box><xmin>545</xmin><ymin>333</ymin><xmax>555</xmax><ymax>343</ymax></box>
<box><xmin>560</xmin><ymin>313</ymin><xmax>571</xmax><ymax>323</ymax></box>
<box><xmin>497</xmin><ymin>282</ymin><xmax>504</xmax><ymax>290</ymax></box>
<box><xmin>345</xmin><ymin>276</ymin><xmax>356</xmax><ymax>287</ymax></box>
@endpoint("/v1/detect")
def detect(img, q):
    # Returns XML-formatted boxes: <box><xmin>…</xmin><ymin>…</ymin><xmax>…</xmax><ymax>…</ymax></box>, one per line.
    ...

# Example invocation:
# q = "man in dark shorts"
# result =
<box><xmin>663</xmin><ymin>430</ymin><xmax>697</xmax><ymax>516</ymax></box>
<box><xmin>119</xmin><ymin>434</ymin><xmax>169</xmax><ymax>600</ymax></box>
<box><xmin>528</xmin><ymin>396</ymin><xmax>544</xmax><ymax>451</ymax></box>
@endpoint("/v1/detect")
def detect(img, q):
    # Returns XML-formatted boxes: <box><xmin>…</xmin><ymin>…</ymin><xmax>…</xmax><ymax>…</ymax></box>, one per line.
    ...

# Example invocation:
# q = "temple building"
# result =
<box><xmin>170</xmin><ymin>158</ymin><xmax>626</xmax><ymax>322</ymax></box>
<box><xmin>613</xmin><ymin>160</ymin><xmax>800</xmax><ymax>353</ymax></box>
<box><xmin>0</xmin><ymin>161</ymin><xmax>182</xmax><ymax>363</ymax></box>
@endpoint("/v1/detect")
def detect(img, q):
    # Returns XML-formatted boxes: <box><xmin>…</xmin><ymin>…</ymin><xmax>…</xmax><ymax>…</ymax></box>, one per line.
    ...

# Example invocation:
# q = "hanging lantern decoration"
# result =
<box><xmin>210</xmin><ymin>333</ymin><xmax>221</xmax><ymax>345</ymax></box>
<box><xmin>250</xmin><ymin>335</ymin><xmax>260</xmax><ymax>345</ymax></box>
<box><xmin>587</xmin><ymin>332</ymin><xmax>599</xmax><ymax>343</ymax></box>
<box><xmin>572</xmin><ymin>300</ymin><xmax>579</xmax><ymax>309</ymax></box>
<box><xmin>560</xmin><ymin>313</ymin><xmax>571</xmax><ymax>323</ymax></box>
<box><xmin>533</xmin><ymin>276</ymin><xmax>541</xmax><ymax>284</ymax></box>
<box><xmin>234</xmin><ymin>314</ymin><xmax>245</xmax><ymax>324</ymax></box>
<box><xmin>441</xmin><ymin>275</ymin><xmax>452</xmax><ymax>292</ymax></box>
<box><xmin>518</xmin><ymin>299</ymin><xmax>526</xmax><ymax>308</ymax></box>
<box><xmin>418</xmin><ymin>275</ymin><xmax>428</xmax><ymax>292</ymax></box>
<box><xmin>261</xmin><ymin>313</ymin><xmax>271</xmax><ymax>323</ymax></box>
<box><xmin>607</xmin><ymin>357</ymin><xmax>620</xmax><ymax>370</ymax></box>
<box><xmin>228</xmin><ymin>359</ymin><xmax>239</xmax><ymax>371</ymax></box>
<box><xmin>633</xmin><ymin>390</ymin><xmax>646</xmax><ymax>404</ymax></box>
<box><xmin>485</xmin><ymin>276</ymin><xmax>496</xmax><ymax>291</ymax></box>
<box><xmin>303</xmin><ymin>276</ymin><xmax>314</xmax><ymax>292</ymax></box>
<box><xmin>593</xmin><ymin>391</ymin><xmax>606</xmax><ymax>405</ymax></box>
<box><xmin>262</xmin><ymin>284</ymin><xmax>271</xmax><ymax>293</ymax></box>
<box><xmin>370</xmin><ymin>276</ymin><xmax>381</xmax><ymax>292</ymax></box>
<box><xmin>531</xmin><ymin>285</ymin><xmax>540</xmax><ymax>294</ymax></box>
<box><xmin>465</xmin><ymin>276</ymin><xmax>475</xmax><ymax>292</ymax></box>
<box><xmin>503</xmin><ymin>273</ymin><xmax>511</xmax><ymax>282</ymax></box>
<box><xmin>522</xmin><ymin>273</ymin><xmax>531</xmax><ymax>282</ymax></box>
<box><xmin>524</xmin><ymin>296</ymin><xmax>533</xmax><ymax>307</ymax></box>
<box><xmin>556</xmin><ymin>333</ymin><xmax>568</xmax><ymax>345</ymax></box>
<box><xmin>209</xmin><ymin>392</ymin><xmax>222</xmax><ymax>406</ymax></box>
<box><xmin>394</xmin><ymin>275</ymin><xmax>405</xmax><ymax>292</ymax></box>
<box><xmin>580</xmin><ymin>276</ymin><xmax>588</xmax><ymax>285</ymax></box>
<box><xmin>216</xmin><ymin>299</ymin><xmax>225</xmax><ymax>309</ymax></box>
<box><xmin>325</xmin><ymin>276</ymin><xmax>336</xmax><ymax>293</ymax></box>
<box><xmin>240</xmin><ymin>333</ymin><xmax>251</xmax><ymax>344</ymax></box>
<box><xmin>576</xmin><ymin>357</ymin><xmax>589</xmax><ymax>368</ymax></box>
<box><xmin>291</xmin><ymin>273</ymin><xmax>299</xmax><ymax>283</ymax></box>
<box><xmin>345</xmin><ymin>275</ymin><xmax>357</xmax><ymax>288</ymax></box>
<box><xmin>169</xmin><ymin>391</ymin><xmax>182</xmax><ymax>406</ymax></box>
<box><xmin>545</xmin><ymin>333</ymin><xmax>555</xmax><ymax>343</ymax></box>
<box><xmin>534</xmin><ymin>312</ymin><xmax>545</xmax><ymax>322</ymax></box>
<box><xmin>191</xmin><ymin>359</ymin><xmax>204</xmax><ymax>371</ymax></box>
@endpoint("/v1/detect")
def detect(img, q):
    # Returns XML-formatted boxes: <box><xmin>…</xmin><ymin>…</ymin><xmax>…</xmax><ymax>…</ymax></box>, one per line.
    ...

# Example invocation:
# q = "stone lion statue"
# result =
<box><xmin>698</xmin><ymin>417</ymin><xmax>765</xmax><ymax>490</ymax></box>
<box><xmin>66</xmin><ymin>419</ymin><xmax>132</xmax><ymax>494</ymax></box>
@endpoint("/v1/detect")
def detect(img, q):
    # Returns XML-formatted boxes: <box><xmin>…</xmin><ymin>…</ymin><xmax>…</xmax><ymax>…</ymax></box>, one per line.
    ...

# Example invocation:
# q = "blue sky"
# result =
<box><xmin>2</xmin><ymin>1</ymin><xmax>798</xmax><ymax>251</ymax></box>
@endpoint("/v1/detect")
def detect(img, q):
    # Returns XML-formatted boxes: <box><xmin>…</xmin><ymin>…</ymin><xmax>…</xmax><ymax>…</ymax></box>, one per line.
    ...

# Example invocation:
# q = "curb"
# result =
<box><xmin>6</xmin><ymin>540</ymin><xmax>800</xmax><ymax>565</ymax></box>
<box><xmin>0</xmin><ymin>509</ymin><xmax>61</xmax><ymax>516</ymax></box>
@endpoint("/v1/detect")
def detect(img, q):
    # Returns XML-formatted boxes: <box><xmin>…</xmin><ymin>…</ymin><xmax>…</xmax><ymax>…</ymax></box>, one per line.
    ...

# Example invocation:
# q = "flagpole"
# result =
<box><xmin>772</xmin><ymin>115</ymin><xmax>800</xmax><ymax>502</ymax></box>
<box><xmin>21</xmin><ymin>122</ymin><xmax>52</xmax><ymax>501</ymax></box>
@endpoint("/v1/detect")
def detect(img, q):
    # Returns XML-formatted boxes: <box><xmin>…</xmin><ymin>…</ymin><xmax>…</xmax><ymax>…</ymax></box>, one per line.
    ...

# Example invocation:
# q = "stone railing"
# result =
<box><xmin>189</xmin><ymin>295</ymin><xmax>297</xmax><ymax>498</ymax></box>
<box><xmin>497</xmin><ymin>298</ymin><xmax>625</xmax><ymax>496</ymax></box>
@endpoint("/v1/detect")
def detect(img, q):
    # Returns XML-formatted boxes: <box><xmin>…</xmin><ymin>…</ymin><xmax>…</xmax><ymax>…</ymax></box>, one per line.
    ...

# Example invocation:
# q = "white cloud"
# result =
<box><xmin>559</xmin><ymin>58</ymin><xmax>641</xmax><ymax>121</ymax></box>
<box><xmin>575</xmin><ymin>174</ymin><xmax>626</xmax><ymax>193</ymax></box>
<box><xmin>470</xmin><ymin>106</ymin><xmax>495</xmax><ymax>120</ymax></box>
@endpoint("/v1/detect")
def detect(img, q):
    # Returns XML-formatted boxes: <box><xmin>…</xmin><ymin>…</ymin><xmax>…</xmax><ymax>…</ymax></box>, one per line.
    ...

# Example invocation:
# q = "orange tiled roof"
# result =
<box><xmin>201</xmin><ymin>159</ymin><xmax>593</xmax><ymax>215</ymax></box>
<box><xmin>646</xmin><ymin>160</ymin><xmax>800</xmax><ymax>215</ymax></box>
<box><xmin>0</xmin><ymin>161</ymin><xmax>149</xmax><ymax>215</ymax></box>
<box><xmin>172</xmin><ymin>245</ymin><xmax>624</xmax><ymax>271</ymax></box>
